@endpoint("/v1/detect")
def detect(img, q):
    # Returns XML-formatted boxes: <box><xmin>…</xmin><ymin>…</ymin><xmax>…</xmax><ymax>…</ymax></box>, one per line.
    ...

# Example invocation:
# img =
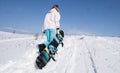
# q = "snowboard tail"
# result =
<box><xmin>36</xmin><ymin>48</ymin><xmax>57</xmax><ymax>69</ymax></box>
<box><xmin>36</xmin><ymin>48</ymin><xmax>51</xmax><ymax>69</ymax></box>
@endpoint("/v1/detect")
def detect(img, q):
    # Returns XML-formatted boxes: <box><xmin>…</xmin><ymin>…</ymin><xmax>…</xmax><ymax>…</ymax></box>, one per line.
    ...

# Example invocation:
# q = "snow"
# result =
<box><xmin>0</xmin><ymin>31</ymin><xmax>120</xmax><ymax>73</ymax></box>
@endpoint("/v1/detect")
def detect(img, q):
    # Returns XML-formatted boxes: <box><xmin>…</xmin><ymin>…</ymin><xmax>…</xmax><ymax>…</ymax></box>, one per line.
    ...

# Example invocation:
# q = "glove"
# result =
<box><xmin>43</xmin><ymin>30</ymin><xmax>45</xmax><ymax>34</ymax></box>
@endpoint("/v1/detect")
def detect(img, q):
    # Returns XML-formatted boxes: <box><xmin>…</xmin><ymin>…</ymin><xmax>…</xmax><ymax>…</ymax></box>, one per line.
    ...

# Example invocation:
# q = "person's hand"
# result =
<box><xmin>43</xmin><ymin>30</ymin><xmax>45</xmax><ymax>34</ymax></box>
<box><xmin>42</xmin><ymin>30</ymin><xmax>45</xmax><ymax>38</ymax></box>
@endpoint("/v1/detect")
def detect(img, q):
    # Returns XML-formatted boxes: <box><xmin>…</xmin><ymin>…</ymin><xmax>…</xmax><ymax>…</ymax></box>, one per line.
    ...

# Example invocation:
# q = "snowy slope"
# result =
<box><xmin>0</xmin><ymin>31</ymin><xmax>120</xmax><ymax>73</ymax></box>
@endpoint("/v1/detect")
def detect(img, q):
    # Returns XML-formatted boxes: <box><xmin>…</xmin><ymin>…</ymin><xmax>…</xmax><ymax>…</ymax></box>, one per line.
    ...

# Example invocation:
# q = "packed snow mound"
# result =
<box><xmin>0</xmin><ymin>31</ymin><xmax>120</xmax><ymax>73</ymax></box>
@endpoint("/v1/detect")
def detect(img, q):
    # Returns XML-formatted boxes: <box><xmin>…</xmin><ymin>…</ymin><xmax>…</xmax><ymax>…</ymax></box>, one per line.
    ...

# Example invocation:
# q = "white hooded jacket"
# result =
<box><xmin>42</xmin><ymin>8</ymin><xmax>60</xmax><ymax>32</ymax></box>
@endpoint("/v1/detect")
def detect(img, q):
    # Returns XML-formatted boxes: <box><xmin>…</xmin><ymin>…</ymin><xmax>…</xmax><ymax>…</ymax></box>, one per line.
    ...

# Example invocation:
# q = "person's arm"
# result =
<box><xmin>54</xmin><ymin>12</ymin><xmax>60</xmax><ymax>34</ymax></box>
<box><xmin>42</xmin><ymin>26</ymin><xmax>45</xmax><ymax>34</ymax></box>
<box><xmin>55</xmin><ymin>12</ymin><xmax>60</xmax><ymax>29</ymax></box>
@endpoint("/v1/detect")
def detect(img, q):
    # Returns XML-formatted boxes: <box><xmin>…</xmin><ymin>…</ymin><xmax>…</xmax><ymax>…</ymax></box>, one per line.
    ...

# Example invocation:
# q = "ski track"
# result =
<box><xmin>84</xmin><ymin>40</ymin><xmax>97</xmax><ymax>73</ymax></box>
<box><xmin>0</xmin><ymin>34</ymin><xmax>120</xmax><ymax>73</ymax></box>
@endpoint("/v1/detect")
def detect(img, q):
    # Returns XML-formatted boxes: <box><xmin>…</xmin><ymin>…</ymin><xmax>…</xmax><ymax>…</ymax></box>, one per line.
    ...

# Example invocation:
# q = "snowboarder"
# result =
<box><xmin>40</xmin><ymin>4</ymin><xmax>61</xmax><ymax>54</ymax></box>
<box><xmin>35</xmin><ymin>5</ymin><xmax>65</xmax><ymax>69</ymax></box>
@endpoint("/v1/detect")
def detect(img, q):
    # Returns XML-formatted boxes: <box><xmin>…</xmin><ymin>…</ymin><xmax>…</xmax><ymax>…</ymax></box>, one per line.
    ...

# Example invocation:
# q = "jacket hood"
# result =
<box><xmin>49</xmin><ymin>8</ymin><xmax>57</xmax><ymax>13</ymax></box>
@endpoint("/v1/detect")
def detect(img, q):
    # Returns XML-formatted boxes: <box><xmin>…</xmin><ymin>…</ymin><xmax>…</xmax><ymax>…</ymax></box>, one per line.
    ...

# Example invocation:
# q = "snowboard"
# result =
<box><xmin>35</xmin><ymin>30</ymin><xmax>64</xmax><ymax>69</ymax></box>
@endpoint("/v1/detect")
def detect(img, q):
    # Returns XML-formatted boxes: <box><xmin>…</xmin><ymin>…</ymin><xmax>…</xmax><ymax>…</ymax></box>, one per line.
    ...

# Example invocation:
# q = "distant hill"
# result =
<box><xmin>0</xmin><ymin>27</ymin><xmax>34</xmax><ymax>34</ymax></box>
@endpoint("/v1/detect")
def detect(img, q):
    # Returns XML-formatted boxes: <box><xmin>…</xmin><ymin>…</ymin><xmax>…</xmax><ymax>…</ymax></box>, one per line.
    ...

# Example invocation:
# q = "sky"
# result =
<box><xmin>0</xmin><ymin>0</ymin><xmax>120</xmax><ymax>36</ymax></box>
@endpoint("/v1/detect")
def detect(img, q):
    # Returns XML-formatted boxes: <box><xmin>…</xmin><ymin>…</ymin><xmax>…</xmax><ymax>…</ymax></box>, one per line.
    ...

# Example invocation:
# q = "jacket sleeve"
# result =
<box><xmin>42</xmin><ymin>26</ymin><xmax>45</xmax><ymax>33</ymax></box>
<box><xmin>54</xmin><ymin>12</ymin><xmax>60</xmax><ymax>29</ymax></box>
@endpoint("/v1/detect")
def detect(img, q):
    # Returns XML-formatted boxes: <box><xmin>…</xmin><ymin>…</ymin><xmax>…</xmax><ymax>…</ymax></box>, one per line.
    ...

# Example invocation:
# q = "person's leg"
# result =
<box><xmin>48</xmin><ymin>29</ymin><xmax>56</xmax><ymax>53</ymax></box>
<box><xmin>44</xmin><ymin>29</ymin><xmax>55</xmax><ymax>47</ymax></box>
<box><xmin>49</xmin><ymin>29</ymin><xmax>56</xmax><ymax>42</ymax></box>
<box><xmin>44</xmin><ymin>29</ymin><xmax>50</xmax><ymax>47</ymax></box>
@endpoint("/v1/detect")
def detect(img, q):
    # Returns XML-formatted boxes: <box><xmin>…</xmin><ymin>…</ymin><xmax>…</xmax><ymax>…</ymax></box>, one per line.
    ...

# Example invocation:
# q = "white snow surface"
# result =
<box><xmin>0</xmin><ymin>31</ymin><xmax>120</xmax><ymax>73</ymax></box>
